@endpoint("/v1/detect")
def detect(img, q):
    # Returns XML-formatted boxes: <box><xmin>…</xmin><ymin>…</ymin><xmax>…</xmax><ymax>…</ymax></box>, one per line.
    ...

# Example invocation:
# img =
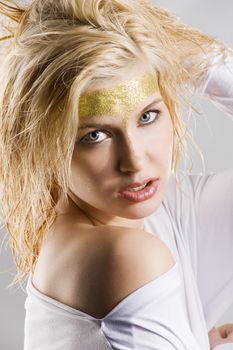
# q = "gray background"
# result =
<box><xmin>0</xmin><ymin>1</ymin><xmax>233</xmax><ymax>349</ymax></box>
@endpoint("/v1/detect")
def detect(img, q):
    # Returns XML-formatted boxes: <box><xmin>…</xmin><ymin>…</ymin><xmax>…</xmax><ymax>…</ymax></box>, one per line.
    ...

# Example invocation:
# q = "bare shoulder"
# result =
<box><xmin>111</xmin><ymin>226</ymin><xmax>176</xmax><ymax>274</ymax></box>
<box><xmin>103</xmin><ymin>226</ymin><xmax>176</xmax><ymax>305</ymax></box>
<box><xmin>32</xmin><ymin>223</ymin><xmax>176</xmax><ymax>319</ymax></box>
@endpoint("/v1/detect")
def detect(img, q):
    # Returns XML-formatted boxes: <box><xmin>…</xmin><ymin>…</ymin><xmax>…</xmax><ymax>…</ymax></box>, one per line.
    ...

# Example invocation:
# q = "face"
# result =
<box><xmin>68</xmin><ymin>61</ymin><xmax>174</xmax><ymax>229</ymax></box>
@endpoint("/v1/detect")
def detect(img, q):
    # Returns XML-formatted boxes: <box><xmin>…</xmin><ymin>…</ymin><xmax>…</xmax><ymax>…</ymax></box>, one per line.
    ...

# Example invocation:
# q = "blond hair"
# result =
<box><xmin>0</xmin><ymin>0</ymin><xmax>228</xmax><ymax>288</ymax></box>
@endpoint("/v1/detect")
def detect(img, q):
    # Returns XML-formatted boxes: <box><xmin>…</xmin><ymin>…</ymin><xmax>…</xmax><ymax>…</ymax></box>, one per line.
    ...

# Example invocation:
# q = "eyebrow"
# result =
<box><xmin>79</xmin><ymin>98</ymin><xmax>163</xmax><ymax>130</ymax></box>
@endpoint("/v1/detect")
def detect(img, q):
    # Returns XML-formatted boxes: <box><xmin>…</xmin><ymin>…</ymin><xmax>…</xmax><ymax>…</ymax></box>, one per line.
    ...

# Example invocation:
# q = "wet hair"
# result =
<box><xmin>0</xmin><ymin>0</ymin><xmax>228</xmax><ymax>287</ymax></box>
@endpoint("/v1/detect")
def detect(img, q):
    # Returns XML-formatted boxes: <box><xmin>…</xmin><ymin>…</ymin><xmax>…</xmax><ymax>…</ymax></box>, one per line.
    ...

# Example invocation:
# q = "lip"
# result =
<box><xmin>117</xmin><ymin>178</ymin><xmax>159</xmax><ymax>203</ymax></box>
<box><xmin>119</xmin><ymin>177</ymin><xmax>158</xmax><ymax>192</ymax></box>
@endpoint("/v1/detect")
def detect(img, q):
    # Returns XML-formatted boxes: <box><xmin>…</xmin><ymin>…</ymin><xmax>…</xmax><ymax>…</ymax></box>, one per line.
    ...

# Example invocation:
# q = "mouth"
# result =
<box><xmin>119</xmin><ymin>177</ymin><xmax>157</xmax><ymax>192</ymax></box>
<box><xmin>117</xmin><ymin>178</ymin><xmax>159</xmax><ymax>203</ymax></box>
<box><xmin>125</xmin><ymin>181</ymin><xmax>152</xmax><ymax>192</ymax></box>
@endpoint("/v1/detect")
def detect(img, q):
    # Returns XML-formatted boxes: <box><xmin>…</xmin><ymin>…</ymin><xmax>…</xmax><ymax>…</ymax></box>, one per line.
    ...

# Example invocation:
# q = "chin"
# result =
<box><xmin>118</xmin><ymin>196</ymin><xmax>163</xmax><ymax>220</ymax></box>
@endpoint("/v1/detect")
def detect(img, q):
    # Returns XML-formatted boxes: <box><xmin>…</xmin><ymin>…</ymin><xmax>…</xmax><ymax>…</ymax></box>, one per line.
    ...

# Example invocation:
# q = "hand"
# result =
<box><xmin>208</xmin><ymin>324</ymin><xmax>233</xmax><ymax>349</ymax></box>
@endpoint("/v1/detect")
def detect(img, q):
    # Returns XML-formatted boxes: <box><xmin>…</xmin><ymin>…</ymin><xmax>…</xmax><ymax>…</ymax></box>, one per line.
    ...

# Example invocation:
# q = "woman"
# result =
<box><xmin>0</xmin><ymin>0</ymin><xmax>232</xmax><ymax>349</ymax></box>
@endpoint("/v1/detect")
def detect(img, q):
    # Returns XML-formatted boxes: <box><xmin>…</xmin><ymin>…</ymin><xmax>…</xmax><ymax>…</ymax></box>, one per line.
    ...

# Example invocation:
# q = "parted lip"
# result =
<box><xmin>118</xmin><ymin>177</ymin><xmax>158</xmax><ymax>193</ymax></box>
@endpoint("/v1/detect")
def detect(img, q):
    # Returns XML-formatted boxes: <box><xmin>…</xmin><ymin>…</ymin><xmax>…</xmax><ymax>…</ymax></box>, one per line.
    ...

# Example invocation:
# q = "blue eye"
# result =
<box><xmin>139</xmin><ymin>110</ymin><xmax>160</xmax><ymax>125</ymax></box>
<box><xmin>79</xmin><ymin>109</ymin><xmax>160</xmax><ymax>145</ymax></box>
<box><xmin>81</xmin><ymin>130</ymin><xmax>107</xmax><ymax>144</ymax></box>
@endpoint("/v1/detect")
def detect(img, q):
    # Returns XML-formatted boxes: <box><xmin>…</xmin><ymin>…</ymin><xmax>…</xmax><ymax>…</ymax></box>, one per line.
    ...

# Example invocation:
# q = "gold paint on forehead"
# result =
<box><xmin>78</xmin><ymin>72</ymin><xmax>159</xmax><ymax>124</ymax></box>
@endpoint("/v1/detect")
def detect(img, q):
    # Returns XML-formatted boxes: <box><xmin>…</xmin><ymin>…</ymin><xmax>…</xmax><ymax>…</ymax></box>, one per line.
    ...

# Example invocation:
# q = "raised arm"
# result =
<box><xmin>191</xmin><ymin>44</ymin><xmax>233</xmax><ymax>117</ymax></box>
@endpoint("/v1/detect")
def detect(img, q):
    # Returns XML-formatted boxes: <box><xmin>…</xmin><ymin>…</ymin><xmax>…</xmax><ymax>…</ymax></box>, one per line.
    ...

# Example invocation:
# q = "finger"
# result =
<box><xmin>226</xmin><ymin>332</ymin><xmax>233</xmax><ymax>341</ymax></box>
<box><xmin>208</xmin><ymin>328</ymin><xmax>221</xmax><ymax>342</ymax></box>
<box><xmin>208</xmin><ymin>328</ymin><xmax>233</xmax><ymax>344</ymax></box>
<box><xmin>218</xmin><ymin>324</ymin><xmax>233</xmax><ymax>338</ymax></box>
<box><xmin>208</xmin><ymin>327</ymin><xmax>220</xmax><ymax>336</ymax></box>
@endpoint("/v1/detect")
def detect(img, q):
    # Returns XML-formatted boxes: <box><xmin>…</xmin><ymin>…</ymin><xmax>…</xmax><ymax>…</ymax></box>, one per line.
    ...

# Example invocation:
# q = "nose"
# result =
<box><xmin>118</xmin><ymin>134</ymin><xmax>146</xmax><ymax>174</ymax></box>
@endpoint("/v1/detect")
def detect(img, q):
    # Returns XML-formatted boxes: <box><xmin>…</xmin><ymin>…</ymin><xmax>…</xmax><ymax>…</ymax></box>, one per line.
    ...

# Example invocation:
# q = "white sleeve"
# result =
<box><xmin>190</xmin><ymin>45</ymin><xmax>233</xmax><ymax>327</ymax></box>
<box><xmin>214</xmin><ymin>344</ymin><xmax>233</xmax><ymax>350</ymax></box>
<box><xmin>192</xmin><ymin>44</ymin><xmax>233</xmax><ymax>117</ymax></box>
<box><xmin>185</xmin><ymin>170</ymin><xmax>233</xmax><ymax>329</ymax></box>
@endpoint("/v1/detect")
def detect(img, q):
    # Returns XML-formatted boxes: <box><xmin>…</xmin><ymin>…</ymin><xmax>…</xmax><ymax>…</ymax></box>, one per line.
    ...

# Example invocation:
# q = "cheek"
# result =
<box><xmin>163</xmin><ymin>123</ymin><xmax>174</xmax><ymax>161</ymax></box>
<box><xmin>69</xmin><ymin>158</ymin><xmax>100</xmax><ymax>198</ymax></box>
<box><xmin>147</xmin><ymin>119</ymin><xmax>173</xmax><ymax>171</ymax></box>
<box><xmin>165</xmin><ymin>122</ymin><xmax>174</xmax><ymax>170</ymax></box>
<box><xmin>152</xmin><ymin>119</ymin><xmax>173</xmax><ymax>153</ymax></box>
<box><xmin>162</xmin><ymin>113</ymin><xmax>174</xmax><ymax>145</ymax></box>
<box><xmin>70</xmin><ymin>148</ymin><xmax>110</xmax><ymax>189</ymax></box>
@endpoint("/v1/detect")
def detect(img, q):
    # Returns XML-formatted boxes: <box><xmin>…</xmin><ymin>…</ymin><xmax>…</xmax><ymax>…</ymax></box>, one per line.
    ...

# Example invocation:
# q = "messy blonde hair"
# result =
<box><xmin>0</xmin><ymin>0</ymin><xmax>228</xmax><ymax>288</ymax></box>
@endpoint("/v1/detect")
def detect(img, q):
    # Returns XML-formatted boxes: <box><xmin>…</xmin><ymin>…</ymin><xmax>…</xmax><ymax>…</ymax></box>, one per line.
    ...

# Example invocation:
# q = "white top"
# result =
<box><xmin>26</xmin><ymin>262</ymin><xmax>204</xmax><ymax>350</ymax></box>
<box><xmin>24</xmin><ymin>46</ymin><xmax>233</xmax><ymax>350</ymax></box>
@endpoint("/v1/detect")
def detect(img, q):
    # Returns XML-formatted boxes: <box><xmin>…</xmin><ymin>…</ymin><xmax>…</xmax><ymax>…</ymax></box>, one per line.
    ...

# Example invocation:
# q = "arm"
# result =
<box><xmin>183</xmin><ymin>44</ymin><xmax>233</xmax><ymax>329</ymax></box>
<box><xmin>192</xmin><ymin>44</ymin><xmax>233</xmax><ymax>117</ymax></box>
<box><xmin>179</xmin><ymin>169</ymin><xmax>233</xmax><ymax>330</ymax></box>
<box><xmin>164</xmin><ymin>166</ymin><xmax>233</xmax><ymax>331</ymax></box>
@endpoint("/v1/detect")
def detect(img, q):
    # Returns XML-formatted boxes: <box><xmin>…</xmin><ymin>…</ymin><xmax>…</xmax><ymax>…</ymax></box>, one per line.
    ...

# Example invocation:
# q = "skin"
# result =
<box><xmin>208</xmin><ymin>324</ymin><xmax>233</xmax><ymax>348</ymax></box>
<box><xmin>55</xmin><ymin>59</ymin><xmax>174</xmax><ymax>230</ymax></box>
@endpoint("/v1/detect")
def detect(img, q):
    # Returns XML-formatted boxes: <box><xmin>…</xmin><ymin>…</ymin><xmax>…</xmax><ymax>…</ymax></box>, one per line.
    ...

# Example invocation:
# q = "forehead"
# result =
<box><xmin>78</xmin><ymin>68</ymin><xmax>159</xmax><ymax>123</ymax></box>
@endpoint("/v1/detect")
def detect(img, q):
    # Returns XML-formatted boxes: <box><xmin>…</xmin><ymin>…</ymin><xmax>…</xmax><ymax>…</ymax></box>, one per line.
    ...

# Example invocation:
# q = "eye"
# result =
<box><xmin>79</xmin><ymin>109</ymin><xmax>161</xmax><ymax>145</ymax></box>
<box><xmin>139</xmin><ymin>109</ymin><xmax>160</xmax><ymax>125</ymax></box>
<box><xmin>80</xmin><ymin>130</ymin><xmax>108</xmax><ymax>145</ymax></box>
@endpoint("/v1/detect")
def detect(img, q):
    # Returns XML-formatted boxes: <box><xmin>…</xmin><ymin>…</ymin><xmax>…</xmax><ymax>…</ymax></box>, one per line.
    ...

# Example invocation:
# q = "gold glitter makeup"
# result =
<box><xmin>78</xmin><ymin>72</ymin><xmax>159</xmax><ymax>129</ymax></box>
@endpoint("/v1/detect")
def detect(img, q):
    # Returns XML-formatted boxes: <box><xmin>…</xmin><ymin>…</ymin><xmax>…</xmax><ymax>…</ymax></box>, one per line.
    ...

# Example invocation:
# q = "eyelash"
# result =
<box><xmin>79</xmin><ymin>109</ymin><xmax>161</xmax><ymax>145</ymax></box>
